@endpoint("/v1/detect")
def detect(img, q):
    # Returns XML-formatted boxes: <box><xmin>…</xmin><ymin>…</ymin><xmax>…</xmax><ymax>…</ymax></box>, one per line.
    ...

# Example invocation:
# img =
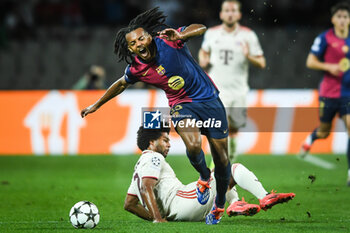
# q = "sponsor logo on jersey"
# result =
<box><xmin>168</xmin><ymin>76</ymin><xmax>185</xmax><ymax>90</ymax></box>
<box><xmin>339</xmin><ymin>58</ymin><xmax>350</xmax><ymax>72</ymax></box>
<box><xmin>156</xmin><ymin>65</ymin><xmax>166</xmax><ymax>75</ymax></box>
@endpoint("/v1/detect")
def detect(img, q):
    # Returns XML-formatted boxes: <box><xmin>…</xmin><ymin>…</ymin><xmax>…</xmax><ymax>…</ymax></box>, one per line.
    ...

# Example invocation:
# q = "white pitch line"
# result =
<box><xmin>297</xmin><ymin>155</ymin><xmax>336</xmax><ymax>169</ymax></box>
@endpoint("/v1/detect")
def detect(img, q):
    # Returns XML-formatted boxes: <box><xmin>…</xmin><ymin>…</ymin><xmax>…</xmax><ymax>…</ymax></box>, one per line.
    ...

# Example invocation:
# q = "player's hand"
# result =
<box><xmin>81</xmin><ymin>104</ymin><xmax>99</xmax><ymax>118</ymax></box>
<box><xmin>158</xmin><ymin>28</ymin><xmax>182</xmax><ymax>41</ymax></box>
<box><xmin>327</xmin><ymin>63</ymin><xmax>342</xmax><ymax>76</ymax></box>
<box><xmin>241</xmin><ymin>41</ymin><xmax>249</xmax><ymax>57</ymax></box>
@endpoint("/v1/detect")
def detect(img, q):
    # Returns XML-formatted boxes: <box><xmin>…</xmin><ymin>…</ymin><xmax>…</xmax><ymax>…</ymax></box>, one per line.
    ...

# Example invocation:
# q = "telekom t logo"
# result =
<box><xmin>220</xmin><ymin>49</ymin><xmax>233</xmax><ymax>65</ymax></box>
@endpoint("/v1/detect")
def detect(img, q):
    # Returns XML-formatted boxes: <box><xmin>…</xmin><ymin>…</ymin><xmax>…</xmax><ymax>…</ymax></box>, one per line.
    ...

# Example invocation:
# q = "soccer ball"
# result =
<box><xmin>69</xmin><ymin>201</ymin><xmax>100</xmax><ymax>229</ymax></box>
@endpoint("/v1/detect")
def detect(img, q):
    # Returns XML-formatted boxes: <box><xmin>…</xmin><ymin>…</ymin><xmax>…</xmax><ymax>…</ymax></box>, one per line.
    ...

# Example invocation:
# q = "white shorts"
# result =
<box><xmin>167</xmin><ymin>176</ymin><xmax>217</xmax><ymax>221</ymax></box>
<box><xmin>219</xmin><ymin>91</ymin><xmax>247</xmax><ymax>129</ymax></box>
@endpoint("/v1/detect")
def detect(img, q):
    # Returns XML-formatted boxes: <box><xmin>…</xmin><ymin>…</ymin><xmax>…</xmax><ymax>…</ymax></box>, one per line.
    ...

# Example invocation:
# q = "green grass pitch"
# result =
<box><xmin>0</xmin><ymin>154</ymin><xmax>349</xmax><ymax>233</ymax></box>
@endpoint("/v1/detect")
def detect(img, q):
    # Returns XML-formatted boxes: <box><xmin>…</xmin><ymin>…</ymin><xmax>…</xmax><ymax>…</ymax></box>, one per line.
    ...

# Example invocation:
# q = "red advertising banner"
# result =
<box><xmin>0</xmin><ymin>90</ymin><xmax>346</xmax><ymax>155</ymax></box>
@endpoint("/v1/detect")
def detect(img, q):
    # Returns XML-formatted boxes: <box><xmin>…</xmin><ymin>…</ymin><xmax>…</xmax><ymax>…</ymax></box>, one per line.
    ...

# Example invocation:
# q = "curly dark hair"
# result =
<box><xmin>331</xmin><ymin>2</ymin><xmax>350</xmax><ymax>16</ymax></box>
<box><xmin>137</xmin><ymin>125</ymin><xmax>170</xmax><ymax>151</ymax></box>
<box><xmin>114</xmin><ymin>7</ymin><xmax>168</xmax><ymax>64</ymax></box>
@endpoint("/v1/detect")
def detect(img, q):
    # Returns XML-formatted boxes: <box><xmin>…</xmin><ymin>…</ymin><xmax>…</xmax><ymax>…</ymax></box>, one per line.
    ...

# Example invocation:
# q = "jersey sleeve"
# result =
<box><xmin>201</xmin><ymin>29</ymin><xmax>211</xmax><ymax>52</ymax></box>
<box><xmin>247</xmin><ymin>31</ymin><xmax>263</xmax><ymax>57</ymax></box>
<box><xmin>161</xmin><ymin>27</ymin><xmax>186</xmax><ymax>49</ymax></box>
<box><xmin>139</xmin><ymin>152</ymin><xmax>164</xmax><ymax>180</ymax></box>
<box><xmin>310</xmin><ymin>33</ymin><xmax>327</xmax><ymax>59</ymax></box>
<box><xmin>124</xmin><ymin>65</ymin><xmax>138</xmax><ymax>84</ymax></box>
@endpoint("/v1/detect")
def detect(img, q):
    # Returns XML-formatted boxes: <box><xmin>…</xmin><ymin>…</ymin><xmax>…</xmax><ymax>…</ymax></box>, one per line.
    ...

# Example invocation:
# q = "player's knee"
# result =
<box><xmin>186</xmin><ymin>142</ymin><xmax>202</xmax><ymax>155</ymax></box>
<box><xmin>123</xmin><ymin>201</ymin><xmax>132</xmax><ymax>212</ymax></box>
<box><xmin>228</xmin><ymin>125</ymin><xmax>238</xmax><ymax>133</ymax></box>
<box><xmin>317</xmin><ymin>131</ymin><xmax>330</xmax><ymax>139</ymax></box>
<box><xmin>230</xmin><ymin>163</ymin><xmax>241</xmax><ymax>176</ymax></box>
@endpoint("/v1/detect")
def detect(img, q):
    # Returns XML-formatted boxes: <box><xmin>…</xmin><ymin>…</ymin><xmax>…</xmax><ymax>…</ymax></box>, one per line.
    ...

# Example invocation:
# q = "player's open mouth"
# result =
<box><xmin>138</xmin><ymin>47</ymin><xmax>149</xmax><ymax>59</ymax></box>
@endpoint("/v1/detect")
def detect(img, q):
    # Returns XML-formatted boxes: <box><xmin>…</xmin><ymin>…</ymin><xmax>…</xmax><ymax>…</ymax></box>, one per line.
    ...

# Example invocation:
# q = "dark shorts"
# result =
<box><xmin>319</xmin><ymin>97</ymin><xmax>350</xmax><ymax>123</ymax></box>
<box><xmin>170</xmin><ymin>98</ymin><xmax>229</xmax><ymax>139</ymax></box>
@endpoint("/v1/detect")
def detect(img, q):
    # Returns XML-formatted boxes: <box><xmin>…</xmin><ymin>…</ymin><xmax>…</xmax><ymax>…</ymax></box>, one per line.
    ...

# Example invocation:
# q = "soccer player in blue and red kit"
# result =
<box><xmin>299</xmin><ymin>2</ymin><xmax>350</xmax><ymax>186</ymax></box>
<box><xmin>81</xmin><ymin>8</ymin><xmax>230</xmax><ymax>224</ymax></box>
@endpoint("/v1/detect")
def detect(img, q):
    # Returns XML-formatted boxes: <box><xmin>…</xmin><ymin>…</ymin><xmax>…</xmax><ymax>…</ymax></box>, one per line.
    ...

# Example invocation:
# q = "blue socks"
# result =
<box><xmin>186</xmin><ymin>149</ymin><xmax>232</xmax><ymax>208</ymax></box>
<box><xmin>310</xmin><ymin>128</ymin><xmax>318</xmax><ymax>143</ymax></box>
<box><xmin>214</xmin><ymin>161</ymin><xmax>231</xmax><ymax>208</ymax></box>
<box><xmin>186</xmin><ymin>149</ymin><xmax>210</xmax><ymax>181</ymax></box>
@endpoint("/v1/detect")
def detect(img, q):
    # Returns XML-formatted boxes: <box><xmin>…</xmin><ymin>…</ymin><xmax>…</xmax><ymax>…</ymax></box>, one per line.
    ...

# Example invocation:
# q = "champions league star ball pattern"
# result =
<box><xmin>69</xmin><ymin>201</ymin><xmax>100</xmax><ymax>229</ymax></box>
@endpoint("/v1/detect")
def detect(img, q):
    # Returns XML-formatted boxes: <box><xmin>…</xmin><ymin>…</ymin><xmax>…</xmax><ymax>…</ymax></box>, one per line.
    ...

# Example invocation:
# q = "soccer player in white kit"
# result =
<box><xmin>199</xmin><ymin>0</ymin><xmax>266</xmax><ymax>162</ymax></box>
<box><xmin>123</xmin><ymin>126</ymin><xmax>295</xmax><ymax>222</ymax></box>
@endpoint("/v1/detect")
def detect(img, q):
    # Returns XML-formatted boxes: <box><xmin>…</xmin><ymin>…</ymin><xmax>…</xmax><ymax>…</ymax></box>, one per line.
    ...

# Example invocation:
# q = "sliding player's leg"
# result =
<box><xmin>229</xmin><ymin>163</ymin><xmax>295</xmax><ymax>212</ymax></box>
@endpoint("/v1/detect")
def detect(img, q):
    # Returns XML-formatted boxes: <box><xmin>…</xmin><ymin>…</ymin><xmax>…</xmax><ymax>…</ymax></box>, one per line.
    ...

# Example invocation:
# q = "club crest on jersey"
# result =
<box><xmin>156</xmin><ymin>65</ymin><xmax>166</xmax><ymax>75</ymax></box>
<box><xmin>168</xmin><ymin>76</ymin><xmax>185</xmax><ymax>90</ymax></box>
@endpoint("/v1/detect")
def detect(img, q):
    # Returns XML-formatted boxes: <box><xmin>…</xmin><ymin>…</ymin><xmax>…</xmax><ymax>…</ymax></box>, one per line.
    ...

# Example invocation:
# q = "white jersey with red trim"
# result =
<box><xmin>127</xmin><ymin>150</ymin><xmax>183</xmax><ymax>216</ymax></box>
<box><xmin>201</xmin><ymin>24</ymin><xmax>263</xmax><ymax>97</ymax></box>
<box><xmin>127</xmin><ymin>150</ymin><xmax>217</xmax><ymax>221</ymax></box>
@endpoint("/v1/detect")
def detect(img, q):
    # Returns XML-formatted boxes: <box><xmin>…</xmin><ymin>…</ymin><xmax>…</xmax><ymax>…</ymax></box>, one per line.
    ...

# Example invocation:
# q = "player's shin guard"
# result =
<box><xmin>214</xmin><ymin>161</ymin><xmax>231</xmax><ymax>208</ymax></box>
<box><xmin>232</xmin><ymin>163</ymin><xmax>268</xmax><ymax>199</ymax></box>
<box><xmin>186</xmin><ymin>150</ymin><xmax>210</xmax><ymax>181</ymax></box>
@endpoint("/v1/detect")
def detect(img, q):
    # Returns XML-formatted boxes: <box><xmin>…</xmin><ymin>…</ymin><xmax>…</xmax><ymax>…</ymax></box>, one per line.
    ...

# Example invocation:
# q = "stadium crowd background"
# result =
<box><xmin>0</xmin><ymin>0</ymin><xmax>343</xmax><ymax>90</ymax></box>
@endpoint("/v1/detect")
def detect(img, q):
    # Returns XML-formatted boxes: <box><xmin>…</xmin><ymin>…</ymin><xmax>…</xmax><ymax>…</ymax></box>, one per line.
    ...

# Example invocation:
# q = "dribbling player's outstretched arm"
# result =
<box><xmin>124</xmin><ymin>194</ymin><xmax>153</xmax><ymax>221</ymax></box>
<box><xmin>306</xmin><ymin>53</ymin><xmax>342</xmax><ymax>76</ymax></box>
<box><xmin>158</xmin><ymin>24</ymin><xmax>206</xmax><ymax>41</ymax></box>
<box><xmin>141</xmin><ymin>178</ymin><xmax>167</xmax><ymax>223</ymax></box>
<box><xmin>80</xmin><ymin>76</ymin><xmax>129</xmax><ymax>118</ymax></box>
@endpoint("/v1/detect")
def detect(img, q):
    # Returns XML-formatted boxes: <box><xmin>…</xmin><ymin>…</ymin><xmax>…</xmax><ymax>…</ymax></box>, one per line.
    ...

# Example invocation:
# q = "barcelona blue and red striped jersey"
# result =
<box><xmin>124</xmin><ymin>27</ymin><xmax>219</xmax><ymax>107</ymax></box>
<box><xmin>310</xmin><ymin>28</ymin><xmax>350</xmax><ymax>98</ymax></box>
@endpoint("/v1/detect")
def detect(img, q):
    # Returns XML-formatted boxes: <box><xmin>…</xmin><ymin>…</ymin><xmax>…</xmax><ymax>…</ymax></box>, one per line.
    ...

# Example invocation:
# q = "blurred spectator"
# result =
<box><xmin>72</xmin><ymin>65</ymin><xmax>106</xmax><ymax>90</ymax></box>
<box><xmin>3</xmin><ymin>0</ymin><xmax>36</xmax><ymax>40</ymax></box>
